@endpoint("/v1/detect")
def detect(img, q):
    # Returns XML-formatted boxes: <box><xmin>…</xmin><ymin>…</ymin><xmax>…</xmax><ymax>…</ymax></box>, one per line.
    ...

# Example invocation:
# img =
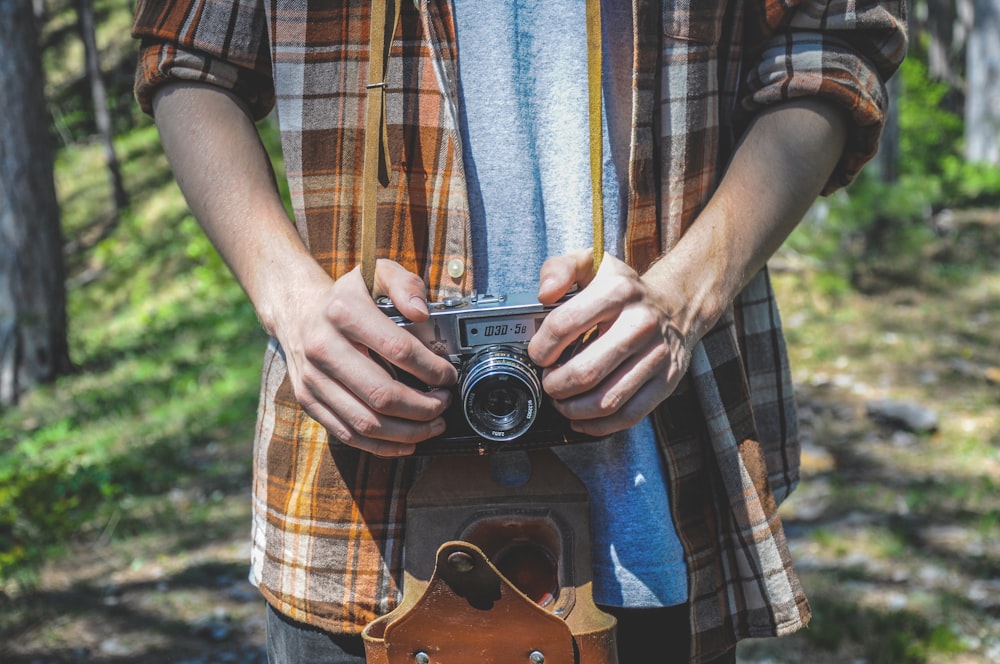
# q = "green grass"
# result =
<box><xmin>1</xmin><ymin>113</ymin><xmax>275</xmax><ymax>590</ymax></box>
<box><xmin>1</xmin><ymin>0</ymin><xmax>296</xmax><ymax>591</ymax></box>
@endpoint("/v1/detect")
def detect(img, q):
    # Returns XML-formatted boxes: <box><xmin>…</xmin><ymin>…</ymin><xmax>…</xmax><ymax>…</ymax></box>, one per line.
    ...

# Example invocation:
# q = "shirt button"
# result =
<box><xmin>446</xmin><ymin>258</ymin><xmax>465</xmax><ymax>279</ymax></box>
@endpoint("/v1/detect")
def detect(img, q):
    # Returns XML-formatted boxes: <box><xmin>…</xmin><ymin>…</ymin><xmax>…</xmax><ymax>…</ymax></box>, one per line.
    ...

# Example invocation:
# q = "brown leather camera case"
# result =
<box><xmin>362</xmin><ymin>450</ymin><xmax>618</xmax><ymax>663</ymax></box>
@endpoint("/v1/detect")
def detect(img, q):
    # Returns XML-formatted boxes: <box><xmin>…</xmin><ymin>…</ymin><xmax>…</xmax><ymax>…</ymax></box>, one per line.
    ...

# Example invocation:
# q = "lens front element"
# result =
<box><xmin>461</xmin><ymin>346</ymin><xmax>541</xmax><ymax>441</ymax></box>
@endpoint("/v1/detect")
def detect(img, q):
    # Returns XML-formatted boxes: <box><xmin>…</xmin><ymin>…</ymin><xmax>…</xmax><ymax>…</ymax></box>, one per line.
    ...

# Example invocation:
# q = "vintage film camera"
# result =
<box><xmin>376</xmin><ymin>291</ymin><xmax>594</xmax><ymax>454</ymax></box>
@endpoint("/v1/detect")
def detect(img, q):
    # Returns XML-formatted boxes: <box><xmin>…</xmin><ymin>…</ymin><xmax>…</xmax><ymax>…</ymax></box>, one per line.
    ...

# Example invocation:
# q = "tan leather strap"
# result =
<box><xmin>586</xmin><ymin>0</ymin><xmax>605</xmax><ymax>275</ymax></box>
<box><xmin>384</xmin><ymin>542</ymin><xmax>578</xmax><ymax>664</ymax></box>
<box><xmin>360</xmin><ymin>1</ymin><xmax>604</xmax><ymax>292</ymax></box>
<box><xmin>361</xmin><ymin>0</ymin><xmax>401</xmax><ymax>294</ymax></box>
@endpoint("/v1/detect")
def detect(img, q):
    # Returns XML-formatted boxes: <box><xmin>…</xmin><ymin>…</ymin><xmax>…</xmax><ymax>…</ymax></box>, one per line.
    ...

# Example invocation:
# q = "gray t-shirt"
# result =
<box><xmin>452</xmin><ymin>0</ymin><xmax>688</xmax><ymax>608</ymax></box>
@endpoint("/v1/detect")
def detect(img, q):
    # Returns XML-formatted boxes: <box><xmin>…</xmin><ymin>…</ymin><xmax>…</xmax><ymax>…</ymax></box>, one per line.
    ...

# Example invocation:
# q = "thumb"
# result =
<box><xmin>538</xmin><ymin>248</ymin><xmax>597</xmax><ymax>304</ymax></box>
<box><xmin>373</xmin><ymin>259</ymin><xmax>431</xmax><ymax>321</ymax></box>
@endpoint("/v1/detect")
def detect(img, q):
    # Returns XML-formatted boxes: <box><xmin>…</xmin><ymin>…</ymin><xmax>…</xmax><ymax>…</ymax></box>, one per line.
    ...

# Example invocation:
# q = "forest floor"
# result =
<box><xmin>2</xmin><ymin>224</ymin><xmax>999</xmax><ymax>663</ymax></box>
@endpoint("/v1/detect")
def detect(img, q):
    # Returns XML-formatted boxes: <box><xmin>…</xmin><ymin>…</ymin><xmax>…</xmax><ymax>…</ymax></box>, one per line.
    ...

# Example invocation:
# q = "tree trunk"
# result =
<box><xmin>78</xmin><ymin>0</ymin><xmax>129</xmax><ymax>216</ymax></box>
<box><xmin>965</xmin><ymin>0</ymin><xmax>1000</xmax><ymax>164</ymax></box>
<box><xmin>0</xmin><ymin>0</ymin><xmax>73</xmax><ymax>405</ymax></box>
<box><xmin>875</xmin><ymin>73</ymin><xmax>902</xmax><ymax>183</ymax></box>
<box><xmin>925</xmin><ymin>0</ymin><xmax>958</xmax><ymax>82</ymax></box>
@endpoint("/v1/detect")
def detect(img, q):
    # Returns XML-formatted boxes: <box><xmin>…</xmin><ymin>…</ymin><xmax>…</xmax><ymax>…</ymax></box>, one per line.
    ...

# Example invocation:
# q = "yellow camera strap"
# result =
<box><xmin>360</xmin><ymin>0</ymin><xmax>605</xmax><ymax>294</ymax></box>
<box><xmin>586</xmin><ymin>0</ymin><xmax>605</xmax><ymax>275</ymax></box>
<box><xmin>362</xmin><ymin>0</ymin><xmax>401</xmax><ymax>294</ymax></box>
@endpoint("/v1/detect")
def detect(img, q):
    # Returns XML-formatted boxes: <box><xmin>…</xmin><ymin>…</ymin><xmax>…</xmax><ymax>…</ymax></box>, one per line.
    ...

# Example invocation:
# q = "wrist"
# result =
<box><xmin>641</xmin><ymin>214</ymin><xmax>737</xmax><ymax>346</ymax></box>
<box><xmin>248</xmin><ymin>245</ymin><xmax>333</xmax><ymax>341</ymax></box>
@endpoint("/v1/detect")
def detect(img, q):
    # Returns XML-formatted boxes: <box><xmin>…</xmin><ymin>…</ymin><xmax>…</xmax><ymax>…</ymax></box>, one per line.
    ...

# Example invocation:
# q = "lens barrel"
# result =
<box><xmin>461</xmin><ymin>346</ymin><xmax>541</xmax><ymax>441</ymax></box>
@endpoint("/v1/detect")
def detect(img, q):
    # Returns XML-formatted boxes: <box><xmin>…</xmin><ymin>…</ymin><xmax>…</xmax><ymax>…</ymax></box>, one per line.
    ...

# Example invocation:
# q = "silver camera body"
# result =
<box><xmin>377</xmin><ymin>291</ymin><xmax>591</xmax><ymax>454</ymax></box>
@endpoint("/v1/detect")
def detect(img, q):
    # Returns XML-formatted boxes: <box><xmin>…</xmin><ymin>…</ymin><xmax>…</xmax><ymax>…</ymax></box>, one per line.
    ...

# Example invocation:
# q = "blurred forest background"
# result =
<box><xmin>0</xmin><ymin>0</ymin><xmax>998</xmax><ymax>662</ymax></box>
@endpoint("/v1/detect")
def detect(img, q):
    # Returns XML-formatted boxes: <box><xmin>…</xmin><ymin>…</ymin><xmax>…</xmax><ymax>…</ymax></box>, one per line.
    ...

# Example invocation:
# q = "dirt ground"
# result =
<box><xmin>3</xmin><ymin>383</ymin><xmax>997</xmax><ymax>664</ymax></box>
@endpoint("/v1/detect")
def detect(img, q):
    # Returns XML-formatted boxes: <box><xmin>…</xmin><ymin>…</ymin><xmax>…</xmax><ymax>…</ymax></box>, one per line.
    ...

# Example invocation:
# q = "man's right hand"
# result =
<box><xmin>153</xmin><ymin>83</ymin><xmax>455</xmax><ymax>456</ymax></box>
<box><xmin>274</xmin><ymin>260</ymin><xmax>457</xmax><ymax>457</ymax></box>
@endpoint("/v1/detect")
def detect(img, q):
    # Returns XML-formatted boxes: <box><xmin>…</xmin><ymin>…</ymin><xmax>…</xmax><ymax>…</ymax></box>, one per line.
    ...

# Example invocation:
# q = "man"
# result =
<box><xmin>133</xmin><ymin>1</ymin><xmax>906</xmax><ymax>661</ymax></box>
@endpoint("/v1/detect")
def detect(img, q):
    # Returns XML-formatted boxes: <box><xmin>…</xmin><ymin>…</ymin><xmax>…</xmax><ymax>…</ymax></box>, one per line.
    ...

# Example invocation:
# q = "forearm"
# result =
<box><xmin>152</xmin><ymin>82</ymin><xmax>329</xmax><ymax>337</ymax></box>
<box><xmin>644</xmin><ymin>98</ymin><xmax>848</xmax><ymax>343</ymax></box>
<box><xmin>152</xmin><ymin>82</ymin><xmax>457</xmax><ymax>453</ymax></box>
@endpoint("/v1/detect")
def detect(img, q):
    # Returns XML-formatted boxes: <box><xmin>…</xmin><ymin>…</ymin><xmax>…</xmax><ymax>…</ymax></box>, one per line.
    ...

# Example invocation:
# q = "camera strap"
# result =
<box><xmin>586</xmin><ymin>0</ymin><xmax>605</xmax><ymax>274</ymax></box>
<box><xmin>360</xmin><ymin>0</ymin><xmax>605</xmax><ymax>295</ymax></box>
<box><xmin>362</xmin><ymin>0</ymin><xmax>402</xmax><ymax>295</ymax></box>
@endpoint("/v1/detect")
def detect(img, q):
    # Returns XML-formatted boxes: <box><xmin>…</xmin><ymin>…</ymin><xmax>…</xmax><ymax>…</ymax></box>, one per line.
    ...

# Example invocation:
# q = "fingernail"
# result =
<box><xmin>439</xmin><ymin>389</ymin><xmax>453</xmax><ymax>407</ymax></box>
<box><xmin>410</xmin><ymin>296</ymin><xmax>429</xmax><ymax>316</ymax></box>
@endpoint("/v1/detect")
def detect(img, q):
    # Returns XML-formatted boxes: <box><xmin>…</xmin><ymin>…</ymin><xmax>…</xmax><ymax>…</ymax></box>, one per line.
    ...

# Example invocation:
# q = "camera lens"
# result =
<box><xmin>461</xmin><ymin>346</ymin><xmax>541</xmax><ymax>442</ymax></box>
<box><xmin>484</xmin><ymin>387</ymin><xmax>518</xmax><ymax>418</ymax></box>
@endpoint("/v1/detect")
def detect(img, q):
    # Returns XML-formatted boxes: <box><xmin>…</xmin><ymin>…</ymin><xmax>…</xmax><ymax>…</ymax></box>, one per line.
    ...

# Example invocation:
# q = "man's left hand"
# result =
<box><xmin>528</xmin><ymin>249</ymin><xmax>693</xmax><ymax>438</ymax></box>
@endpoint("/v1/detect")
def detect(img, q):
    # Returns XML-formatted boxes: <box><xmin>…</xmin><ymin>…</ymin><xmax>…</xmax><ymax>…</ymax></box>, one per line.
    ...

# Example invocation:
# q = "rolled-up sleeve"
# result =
<box><xmin>742</xmin><ymin>0</ymin><xmax>908</xmax><ymax>192</ymax></box>
<box><xmin>132</xmin><ymin>0</ymin><xmax>275</xmax><ymax>120</ymax></box>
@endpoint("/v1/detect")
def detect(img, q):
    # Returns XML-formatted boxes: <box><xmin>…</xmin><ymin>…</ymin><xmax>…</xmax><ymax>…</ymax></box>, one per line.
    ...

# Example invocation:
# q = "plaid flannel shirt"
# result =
<box><xmin>133</xmin><ymin>1</ymin><xmax>906</xmax><ymax>660</ymax></box>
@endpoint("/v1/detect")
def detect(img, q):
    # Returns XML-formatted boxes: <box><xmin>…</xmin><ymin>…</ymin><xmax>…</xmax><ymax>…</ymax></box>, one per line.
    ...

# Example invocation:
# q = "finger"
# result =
<box><xmin>531</xmin><ymin>256</ymin><xmax>641</xmax><ymax>367</ymax></box>
<box><xmin>368</xmin><ymin>329</ymin><xmax>458</xmax><ymax>390</ymax></box>
<box><xmin>314</xmin><ymin>409</ymin><xmax>422</xmax><ymax>457</ymax></box>
<box><xmin>327</xmin><ymin>290</ymin><xmax>457</xmax><ymax>389</ymax></box>
<box><xmin>304</xmin><ymin>343</ymin><xmax>453</xmax><ymax>421</ymax></box>
<box><xmin>542</xmin><ymin>308</ymin><xmax>662</xmax><ymax>399</ymax></box>
<box><xmin>537</xmin><ymin>248</ymin><xmax>596</xmax><ymax>304</ymax></box>
<box><xmin>529</xmin><ymin>308</ymin><xmax>597</xmax><ymax>370</ymax></box>
<box><xmin>529</xmin><ymin>284</ymin><xmax>621</xmax><ymax>369</ymax></box>
<box><xmin>549</xmin><ymin>338</ymin><xmax>666</xmax><ymax>418</ymax></box>
<box><xmin>561</xmin><ymin>377</ymin><xmax>672</xmax><ymax>439</ymax></box>
<box><xmin>299</xmin><ymin>371</ymin><xmax>450</xmax><ymax>446</ymax></box>
<box><xmin>373</xmin><ymin>259</ymin><xmax>431</xmax><ymax>321</ymax></box>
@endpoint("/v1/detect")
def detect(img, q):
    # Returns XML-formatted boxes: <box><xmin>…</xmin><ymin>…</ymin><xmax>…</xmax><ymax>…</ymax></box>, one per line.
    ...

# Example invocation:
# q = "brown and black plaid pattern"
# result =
<box><xmin>133</xmin><ymin>0</ymin><xmax>906</xmax><ymax>659</ymax></box>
